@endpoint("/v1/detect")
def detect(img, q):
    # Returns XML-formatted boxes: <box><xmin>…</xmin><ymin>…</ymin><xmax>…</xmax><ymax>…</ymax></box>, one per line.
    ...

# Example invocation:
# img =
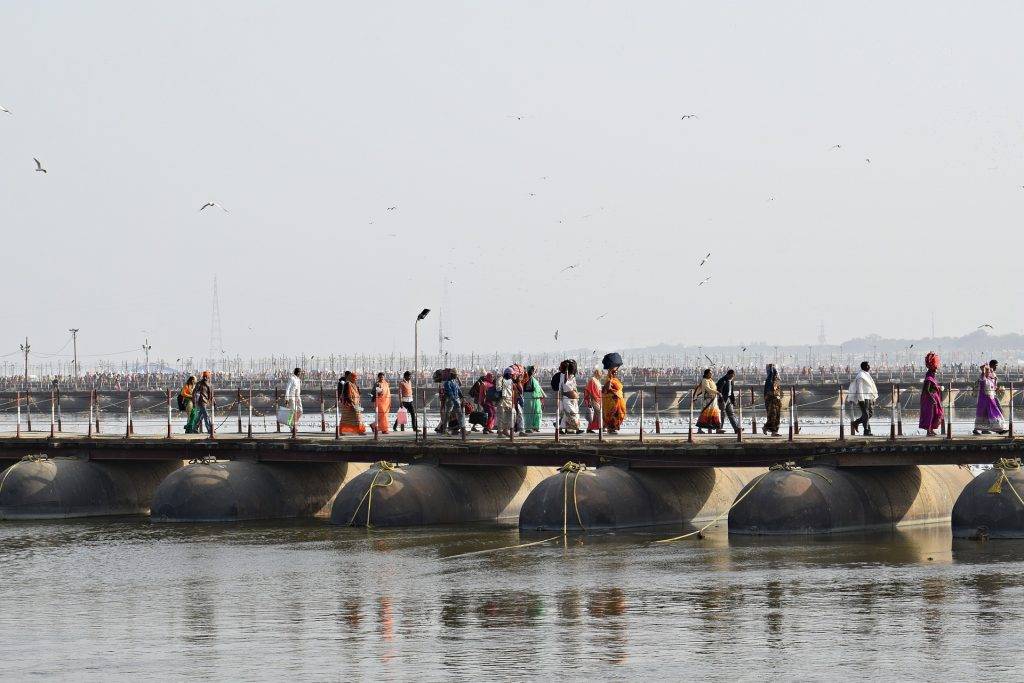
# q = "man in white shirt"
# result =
<box><xmin>847</xmin><ymin>361</ymin><xmax>879</xmax><ymax>436</ymax></box>
<box><xmin>284</xmin><ymin>367</ymin><xmax>303</xmax><ymax>429</ymax></box>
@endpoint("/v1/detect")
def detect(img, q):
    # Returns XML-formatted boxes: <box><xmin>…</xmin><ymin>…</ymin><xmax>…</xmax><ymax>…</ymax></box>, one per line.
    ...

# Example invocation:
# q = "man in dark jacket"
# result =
<box><xmin>716</xmin><ymin>369</ymin><xmax>740</xmax><ymax>433</ymax></box>
<box><xmin>194</xmin><ymin>370</ymin><xmax>214</xmax><ymax>433</ymax></box>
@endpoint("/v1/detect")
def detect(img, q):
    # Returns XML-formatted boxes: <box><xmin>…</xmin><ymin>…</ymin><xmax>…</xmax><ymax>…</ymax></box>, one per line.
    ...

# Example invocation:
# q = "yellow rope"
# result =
<box><xmin>560</xmin><ymin>461</ymin><xmax>586</xmax><ymax>535</ymax></box>
<box><xmin>654</xmin><ymin>463</ymin><xmax>831</xmax><ymax>544</ymax></box>
<box><xmin>347</xmin><ymin>460</ymin><xmax>397</xmax><ymax>527</ymax></box>
<box><xmin>987</xmin><ymin>458</ymin><xmax>1024</xmax><ymax>506</ymax></box>
<box><xmin>654</xmin><ymin>470</ymin><xmax>771</xmax><ymax>543</ymax></box>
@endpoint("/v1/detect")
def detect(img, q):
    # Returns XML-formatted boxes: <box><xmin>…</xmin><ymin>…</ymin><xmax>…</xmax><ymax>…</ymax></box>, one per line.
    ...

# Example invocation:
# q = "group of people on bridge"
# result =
<box><xmin>172</xmin><ymin>352</ymin><xmax>1010</xmax><ymax>438</ymax></box>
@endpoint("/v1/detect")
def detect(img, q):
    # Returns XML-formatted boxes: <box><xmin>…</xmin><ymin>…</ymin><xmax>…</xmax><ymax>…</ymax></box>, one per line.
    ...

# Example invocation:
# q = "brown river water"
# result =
<box><xmin>1</xmin><ymin>519</ymin><xmax>1022</xmax><ymax>680</ymax></box>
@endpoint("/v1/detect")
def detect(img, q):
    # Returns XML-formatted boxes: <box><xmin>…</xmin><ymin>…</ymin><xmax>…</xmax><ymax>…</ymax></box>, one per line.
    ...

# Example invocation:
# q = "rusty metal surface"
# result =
<box><xmin>0</xmin><ymin>433</ymin><xmax>1020</xmax><ymax>469</ymax></box>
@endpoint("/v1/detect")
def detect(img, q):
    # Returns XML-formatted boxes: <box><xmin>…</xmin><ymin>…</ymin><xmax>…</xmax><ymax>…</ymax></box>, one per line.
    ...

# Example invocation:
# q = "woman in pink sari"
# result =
<box><xmin>919</xmin><ymin>352</ymin><xmax>944</xmax><ymax>436</ymax></box>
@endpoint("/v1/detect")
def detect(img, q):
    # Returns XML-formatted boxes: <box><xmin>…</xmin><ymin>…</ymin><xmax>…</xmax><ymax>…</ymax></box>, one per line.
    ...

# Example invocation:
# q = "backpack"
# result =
<box><xmin>550</xmin><ymin>372</ymin><xmax>562</xmax><ymax>392</ymax></box>
<box><xmin>176</xmin><ymin>392</ymin><xmax>187</xmax><ymax>411</ymax></box>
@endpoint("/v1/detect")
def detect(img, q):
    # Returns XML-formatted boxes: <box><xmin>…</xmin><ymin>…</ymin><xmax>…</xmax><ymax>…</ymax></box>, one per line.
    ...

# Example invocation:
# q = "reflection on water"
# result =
<box><xmin>2</xmin><ymin>520</ymin><xmax>1024</xmax><ymax>679</ymax></box>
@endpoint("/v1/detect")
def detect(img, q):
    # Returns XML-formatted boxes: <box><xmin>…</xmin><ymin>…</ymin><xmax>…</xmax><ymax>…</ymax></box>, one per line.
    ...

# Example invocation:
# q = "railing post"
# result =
<box><xmin>1010</xmin><ymin>382</ymin><xmax>1015</xmax><ymax>439</ymax></box>
<box><xmin>750</xmin><ymin>387</ymin><xmax>757</xmax><ymax>437</ymax></box>
<box><xmin>839</xmin><ymin>387</ymin><xmax>845</xmax><ymax>441</ymax></box>
<box><xmin>687</xmin><ymin>390</ymin><xmax>694</xmax><ymax>443</ymax></box>
<box><xmin>275</xmin><ymin>388</ymin><xmax>281</xmax><ymax>433</ymax></box>
<box><xmin>654</xmin><ymin>385</ymin><xmax>661</xmax><ymax>434</ymax></box>
<box><xmin>421</xmin><ymin>388</ymin><xmax>428</xmax><ymax>441</ymax></box>
<box><xmin>791</xmin><ymin>386</ymin><xmax>799</xmax><ymax>435</ymax></box>
<box><xmin>320</xmin><ymin>379</ymin><xmax>326</xmax><ymax>433</ymax></box>
<box><xmin>597</xmin><ymin>385</ymin><xmax>604</xmax><ymax>442</ymax></box>
<box><xmin>638</xmin><ymin>383</ymin><xmax>644</xmax><ymax>443</ymax></box>
<box><xmin>554</xmin><ymin>379</ymin><xmax>561</xmax><ymax>443</ymax></box>
<box><xmin>736</xmin><ymin>387</ymin><xmax>743</xmax><ymax>443</ymax></box>
<box><xmin>209</xmin><ymin>389</ymin><xmax>216</xmax><ymax>440</ymax></box>
<box><xmin>787</xmin><ymin>386</ymin><xmax>794</xmax><ymax>442</ymax></box>
<box><xmin>49</xmin><ymin>389</ymin><xmax>55</xmax><ymax>438</ymax></box>
<box><xmin>166</xmin><ymin>388</ymin><xmax>172</xmax><ymax>438</ymax></box>
<box><xmin>946</xmin><ymin>381</ymin><xmax>953</xmax><ymax>440</ymax></box>
<box><xmin>896</xmin><ymin>384</ymin><xmax>903</xmax><ymax>436</ymax></box>
<box><xmin>247</xmin><ymin>385</ymin><xmax>253</xmax><ymax>439</ymax></box>
<box><xmin>125</xmin><ymin>389</ymin><xmax>133</xmax><ymax>438</ymax></box>
<box><xmin>334</xmin><ymin>395</ymin><xmax>341</xmax><ymax>440</ymax></box>
<box><xmin>87</xmin><ymin>390</ymin><xmax>93</xmax><ymax>438</ymax></box>
<box><xmin>237</xmin><ymin>388</ymin><xmax>243</xmax><ymax>434</ymax></box>
<box><xmin>889</xmin><ymin>384</ymin><xmax>896</xmax><ymax>441</ymax></box>
<box><xmin>26</xmin><ymin>391</ymin><xmax>32</xmax><ymax>432</ymax></box>
<box><xmin>15</xmin><ymin>391</ymin><xmax>21</xmax><ymax>438</ymax></box>
<box><xmin>94</xmin><ymin>390</ymin><xmax>101</xmax><ymax>434</ymax></box>
<box><xmin>56</xmin><ymin>386</ymin><xmax>62</xmax><ymax>432</ymax></box>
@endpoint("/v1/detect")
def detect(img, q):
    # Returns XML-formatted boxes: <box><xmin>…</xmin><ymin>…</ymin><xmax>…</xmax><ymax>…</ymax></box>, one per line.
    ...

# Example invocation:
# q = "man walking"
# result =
<box><xmin>393</xmin><ymin>371</ymin><xmax>417</xmax><ymax>432</ymax></box>
<box><xmin>716</xmin><ymin>369</ymin><xmax>741</xmax><ymax>434</ymax></box>
<box><xmin>194</xmin><ymin>370</ymin><xmax>214</xmax><ymax>434</ymax></box>
<box><xmin>443</xmin><ymin>371</ymin><xmax>466</xmax><ymax>434</ymax></box>
<box><xmin>284</xmin><ymin>367</ymin><xmax>302</xmax><ymax>432</ymax></box>
<box><xmin>848</xmin><ymin>361</ymin><xmax>879</xmax><ymax>436</ymax></box>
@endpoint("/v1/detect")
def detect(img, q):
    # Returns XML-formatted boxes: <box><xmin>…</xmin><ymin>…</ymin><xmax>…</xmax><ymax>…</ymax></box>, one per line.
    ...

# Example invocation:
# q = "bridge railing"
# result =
<box><xmin>0</xmin><ymin>380</ymin><xmax>1016</xmax><ymax>444</ymax></box>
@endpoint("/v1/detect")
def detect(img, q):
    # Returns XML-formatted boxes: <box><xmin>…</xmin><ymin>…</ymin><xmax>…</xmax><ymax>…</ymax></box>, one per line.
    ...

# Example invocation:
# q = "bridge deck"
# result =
<box><xmin>0</xmin><ymin>432</ymin><xmax>1019</xmax><ymax>468</ymax></box>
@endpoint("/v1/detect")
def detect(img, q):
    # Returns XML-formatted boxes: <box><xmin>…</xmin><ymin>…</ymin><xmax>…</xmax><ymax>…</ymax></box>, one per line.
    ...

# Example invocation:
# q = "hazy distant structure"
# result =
<box><xmin>208</xmin><ymin>276</ymin><xmax>225</xmax><ymax>370</ymax></box>
<box><xmin>818</xmin><ymin>321</ymin><xmax>827</xmax><ymax>346</ymax></box>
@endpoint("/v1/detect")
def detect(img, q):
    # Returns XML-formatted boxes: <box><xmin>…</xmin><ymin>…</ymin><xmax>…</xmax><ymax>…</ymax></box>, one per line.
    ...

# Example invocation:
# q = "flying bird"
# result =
<box><xmin>0</xmin><ymin>105</ymin><xmax>11</xmax><ymax>115</ymax></box>
<box><xmin>741</xmin><ymin>347</ymin><xmax>748</xmax><ymax>353</ymax></box>
<box><xmin>507</xmin><ymin>115</ymin><xmax>527</xmax><ymax>120</ymax></box>
<box><xmin>554</xmin><ymin>330</ymin><xmax>559</xmax><ymax>341</ymax></box>
<box><xmin>865</xmin><ymin>158</ymin><xmax>871</xmax><ymax>164</ymax></box>
<box><xmin>560</xmin><ymin>263</ymin><xmax>580</xmax><ymax>273</ymax></box>
<box><xmin>978</xmin><ymin>324</ymin><xmax>994</xmax><ymax>329</ymax></box>
<box><xmin>199</xmin><ymin>202</ymin><xmax>228</xmax><ymax>212</ymax></box>
<box><xmin>680</xmin><ymin>114</ymin><xmax>698</xmax><ymax>120</ymax></box>
<box><xmin>528</xmin><ymin>193</ymin><xmax>536</xmax><ymax>197</ymax></box>
<box><xmin>33</xmin><ymin>158</ymin><xmax>46</xmax><ymax>173</ymax></box>
<box><xmin>828</xmin><ymin>144</ymin><xmax>842</xmax><ymax>150</ymax></box>
<box><xmin>699</xmin><ymin>252</ymin><xmax>711</xmax><ymax>267</ymax></box>
<box><xmin>697</xmin><ymin>276</ymin><xmax>711</xmax><ymax>287</ymax></box>
<box><xmin>595</xmin><ymin>313</ymin><xmax>608</xmax><ymax>320</ymax></box>
<box><xmin>443</xmin><ymin>336</ymin><xmax>451</xmax><ymax>341</ymax></box>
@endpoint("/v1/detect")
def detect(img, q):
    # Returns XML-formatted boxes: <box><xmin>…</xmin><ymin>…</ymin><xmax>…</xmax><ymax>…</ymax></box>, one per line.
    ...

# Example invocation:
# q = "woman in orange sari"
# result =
<box><xmin>602</xmin><ymin>366</ymin><xmax>627</xmax><ymax>434</ymax></box>
<box><xmin>339</xmin><ymin>371</ymin><xmax>367</xmax><ymax>435</ymax></box>
<box><xmin>374</xmin><ymin>372</ymin><xmax>391</xmax><ymax>434</ymax></box>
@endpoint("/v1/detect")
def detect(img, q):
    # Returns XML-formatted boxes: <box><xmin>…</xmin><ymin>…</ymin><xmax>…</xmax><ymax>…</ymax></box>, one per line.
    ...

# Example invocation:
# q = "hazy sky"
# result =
<box><xmin>3</xmin><ymin>2</ymin><xmax>1023</xmax><ymax>364</ymax></box>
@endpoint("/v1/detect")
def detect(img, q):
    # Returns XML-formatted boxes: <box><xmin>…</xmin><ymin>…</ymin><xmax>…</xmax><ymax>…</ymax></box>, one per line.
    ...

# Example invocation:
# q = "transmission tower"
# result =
<box><xmin>817</xmin><ymin>321</ymin><xmax>827</xmax><ymax>346</ymax></box>
<box><xmin>208</xmin><ymin>276</ymin><xmax>225</xmax><ymax>370</ymax></box>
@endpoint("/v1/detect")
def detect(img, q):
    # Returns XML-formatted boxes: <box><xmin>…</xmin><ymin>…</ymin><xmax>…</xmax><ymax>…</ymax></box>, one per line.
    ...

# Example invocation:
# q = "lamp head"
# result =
<box><xmin>417</xmin><ymin>308</ymin><xmax>431</xmax><ymax>321</ymax></box>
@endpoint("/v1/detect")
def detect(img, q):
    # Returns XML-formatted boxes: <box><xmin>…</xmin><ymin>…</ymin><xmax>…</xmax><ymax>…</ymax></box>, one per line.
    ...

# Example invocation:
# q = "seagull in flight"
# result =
<box><xmin>697</xmin><ymin>276</ymin><xmax>712</xmax><ymax>287</ymax></box>
<box><xmin>0</xmin><ymin>105</ymin><xmax>11</xmax><ymax>115</ymax></box>
<box><xmin>199</xmin><ymin>201</ymin><xmax>228</xmax><ymax>212</ymax></box>
<box><xmin>554</xmin><ymin>330</ymin><xmax>559</xmax><ymax>341</ymax></box>
<box><xmin>386</xmin><ymin>206</ymin><xmax>397</xmax><ymax>211</ymax></box>
<box><xmin>828</xmin><ymin>144</ymin><xmax>842</xmax><ymax>151</ymax></box>
<box><xmin>978</xmin><ymin>324</ymin><xmax>994</xmax><ymax>329</ymax></box>
<box><xmin>865</xmin><ymin>158</ymin><xmax>871</xmax><ymax>164</ymax></box>
<box><xmin>507</xmin><ymin>115</ymin><xmax>528</xmax><ymax>120</ymax></box>
<box><xmin>699</xmin><ymin>252</ymin><xmax>711</xmax><ymax>267</ymax></box>
<box><xmin>741</xmin><ymin>347</ymin><xmax>748</xmax><ymax>353</ymax></box>
<box><xmin>680</xmin><ymin>114</ymin><xmax>698</xmax><ymax>120</ymax></box>
<box><xmin>33</xmin><ymin>158</ymin><xmax>47</xmax><ymax>173</ymax></box>
<box><xmin>595</xmin><ymin>313</ymin><xmax>608</xmax><ymax>321</ymax></box>
<box><xmin>560</xmin><ymin>263</ymin><xmax>580</xmax><ymax>273</ymax></box>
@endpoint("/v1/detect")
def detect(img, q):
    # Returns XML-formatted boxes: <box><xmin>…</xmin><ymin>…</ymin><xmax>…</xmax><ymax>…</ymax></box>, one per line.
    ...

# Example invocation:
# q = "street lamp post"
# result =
<box><xmin>415</xmin><ymin>309</ymin><xmax>431</xmax><ymax>441</ymax></box>
<box><xmin>142</xmin><ymin>339</ymin><xmax>152</xmax><ymax>388</ymax></box>
<box><xmin>69</xmin><ymin>329</ymin><xmax>79</xmax><ymax>381</ymax></box>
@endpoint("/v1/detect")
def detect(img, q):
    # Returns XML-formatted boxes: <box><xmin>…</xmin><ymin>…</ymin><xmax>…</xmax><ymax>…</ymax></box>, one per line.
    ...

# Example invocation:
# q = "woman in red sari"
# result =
<box><xmin>919</xmin><ymin>352</ymin><xmax>944</xmax><ymax>437</ymax></box>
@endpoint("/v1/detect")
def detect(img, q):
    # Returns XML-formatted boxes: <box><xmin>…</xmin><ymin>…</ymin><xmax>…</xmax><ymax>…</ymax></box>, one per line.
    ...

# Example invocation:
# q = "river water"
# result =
<box><xmin>1</xmin><ymin>519</ymin><xmax>1022</xmax><ymax>680</ymax></box>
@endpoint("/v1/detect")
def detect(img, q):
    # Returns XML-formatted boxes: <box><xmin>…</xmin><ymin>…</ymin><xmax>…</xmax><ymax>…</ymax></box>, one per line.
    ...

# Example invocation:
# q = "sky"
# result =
<box><xmin>3</xmin><ymin>1</ymin><xmax>1024</xmax><ymax>366</ymax></box>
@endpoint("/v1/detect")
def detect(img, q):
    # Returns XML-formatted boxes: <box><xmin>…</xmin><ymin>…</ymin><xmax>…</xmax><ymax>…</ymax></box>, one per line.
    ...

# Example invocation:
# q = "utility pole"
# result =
<box><xmin>69</xmin><ymin>329</ymin><xmax>80</xmax><ymax>379</ymax></box>
<box><xmin>20</xmin><ymin>337</ymin><xmax>30</xmax><ymax>389</ymax></box>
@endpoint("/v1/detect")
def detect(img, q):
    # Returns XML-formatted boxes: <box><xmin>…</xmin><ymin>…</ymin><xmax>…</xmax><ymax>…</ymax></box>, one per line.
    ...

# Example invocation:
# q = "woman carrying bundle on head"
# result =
<box><xmin>693</xmin><ymin>368</ymin><xmax>723</xmax><ymax>434</ymax></box>
<box><xmin>602</xmin><ymin>366</ymin><xmax>627</xmax><ymax>434</ymax></box>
